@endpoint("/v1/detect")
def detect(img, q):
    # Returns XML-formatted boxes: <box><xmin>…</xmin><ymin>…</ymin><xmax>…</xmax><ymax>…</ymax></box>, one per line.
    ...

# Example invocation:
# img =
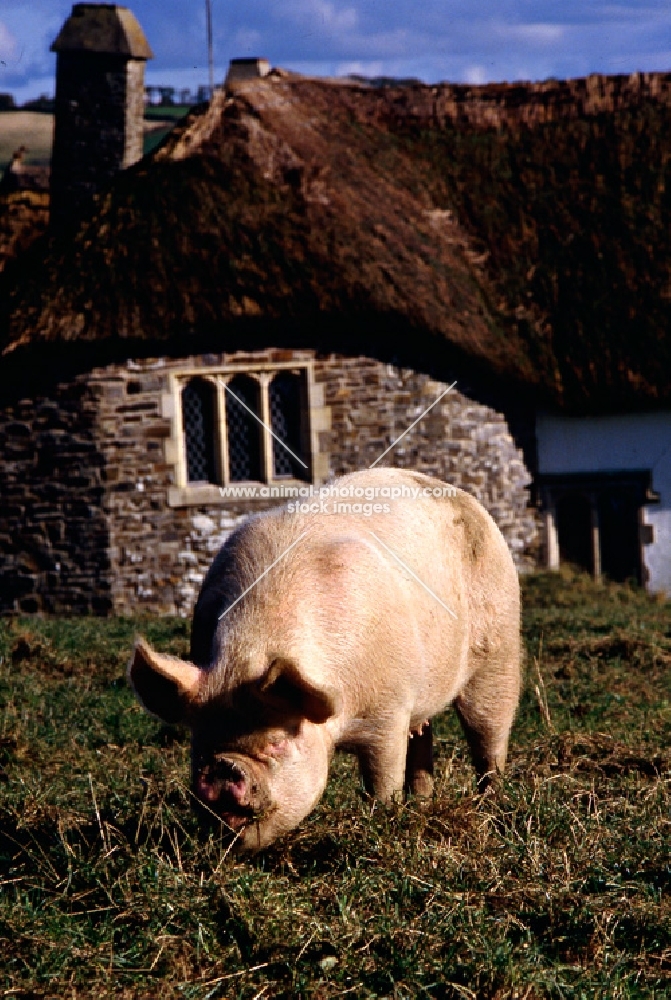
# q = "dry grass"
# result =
<box><xmin>0</xmin><ymin>571</ymin><xmax>669</xmax><ymax>997</ymax></box>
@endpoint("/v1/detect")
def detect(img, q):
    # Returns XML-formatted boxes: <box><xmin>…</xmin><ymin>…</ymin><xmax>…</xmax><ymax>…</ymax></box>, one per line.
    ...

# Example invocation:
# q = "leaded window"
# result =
<box><xmin>182</xmin><ymin>377</ymin><xmax>218</xmax><ymax>484</ymax></box>
<box><xmin>270</xmin><ymin>370</ymin><xmax>307</xmax><ymax>479</ymax></box>
<box><xmin>225</xmin><ymin>375</ymin><xmax>263</xmax><ymax>482</ymax></box>
<box><xmin>178</xmin><ymin>366</ymin><xmax>311</xmax><ymax>488</ymax></box>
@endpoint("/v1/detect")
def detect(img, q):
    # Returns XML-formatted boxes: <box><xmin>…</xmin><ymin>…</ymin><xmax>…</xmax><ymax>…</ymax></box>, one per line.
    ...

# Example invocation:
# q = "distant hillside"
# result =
<box><xmin>0</xmin><ymin>112</ymin><xmax>53</xmax><ymax>175</ymax></box>
<box><xmin>0</xmin><ymin>110</ymin><xmax>186</xmax><ymax>180</ymax></box>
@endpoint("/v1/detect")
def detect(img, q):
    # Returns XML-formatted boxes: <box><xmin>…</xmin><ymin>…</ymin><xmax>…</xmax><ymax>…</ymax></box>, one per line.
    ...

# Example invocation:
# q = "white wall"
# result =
<box><xmin>536</xmin><ymin>411</ymin><xmax>671</xmax><ymax>594</ymax></box>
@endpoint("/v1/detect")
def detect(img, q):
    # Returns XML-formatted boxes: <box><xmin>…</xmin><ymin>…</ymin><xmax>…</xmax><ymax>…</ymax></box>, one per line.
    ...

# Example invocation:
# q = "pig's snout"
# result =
<box><xmin>197</xmin><ymin>757</ymin><xmax>247</xmax><ymax>805</ymax></box>
<box><xmin>195</xmin><ymin>756</ymin><xmax>270</xmax><ymax>827</ymax></box>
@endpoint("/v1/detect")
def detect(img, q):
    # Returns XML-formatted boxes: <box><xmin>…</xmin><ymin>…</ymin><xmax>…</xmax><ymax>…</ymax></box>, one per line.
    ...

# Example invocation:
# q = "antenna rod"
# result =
<box><xmin>205</xmin><ymin>0</ymin><xmax>214</xmax><ymax>97</ymax></box>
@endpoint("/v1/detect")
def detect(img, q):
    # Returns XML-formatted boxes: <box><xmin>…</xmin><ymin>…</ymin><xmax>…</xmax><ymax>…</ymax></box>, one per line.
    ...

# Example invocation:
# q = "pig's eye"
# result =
<box><xmin>264</xmin><ymin>672</ymin><xmax>299</xmax><ymax>706</ymax></box>
<box><xmin>261</xmin><ymin>738</ymin><xmax>289</xmax><ymax>758</ymax></box>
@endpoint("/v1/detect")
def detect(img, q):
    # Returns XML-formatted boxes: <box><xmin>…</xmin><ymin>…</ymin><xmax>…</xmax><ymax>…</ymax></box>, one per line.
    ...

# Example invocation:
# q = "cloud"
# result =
<box><xmin>334</xmin><ymin>59</ymin><xmax>385</xmax><ymax>78</ymax></box>
<box><xmin>284</xmin><ymin>0</ymin><xmax>359</xmax><ymax>35</ymax></box>
<box><xmin>0</xmin><ymin>21</ymin><xmax>17</xmax><ymax>61</ymax></box>
<box><xmin>4</xmin><ymin>1</ymin><xmax>671</xmax><ymax>102</ymax></box>
<box><xmin>0</xmin><ymin>3</ymin><xmax>65</xmax><ymax>93</ymax></box>
<box><xmin>502</xmin><ymin>23</ymin><xmax>565</xmax><ymax>45</ymax></box>
<box><xmin>233</xmin><ymin>28</ymin><xmax>264</xmax><ymax>54</ymax></box>
<box><xmin>464</xmin><ymin>65</ymin><xmax>488</xmax><ymax>85</ymax></box>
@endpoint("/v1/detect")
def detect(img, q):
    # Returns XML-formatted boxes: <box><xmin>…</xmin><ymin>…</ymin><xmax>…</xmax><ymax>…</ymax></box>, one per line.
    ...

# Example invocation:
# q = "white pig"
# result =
<box><xmin>129</xmin><ymin>469</ymin><xmax>521</xmax><ymax>851</ymax></box>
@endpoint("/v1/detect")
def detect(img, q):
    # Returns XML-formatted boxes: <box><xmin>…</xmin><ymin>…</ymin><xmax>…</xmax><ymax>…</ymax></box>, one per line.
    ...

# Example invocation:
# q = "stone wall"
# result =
<box><xmin>0</xmin><ymin>348</ymin><xmax>540</xmax><ymax>616</ymax></box>
<box><xmin>319</xmin><ymin>356</ymin><xmax>537</xmax><ymax>567</ymax></box>
<box><xmin>0</xmin><ymin>379</ymin><xmax>111</xmax><ymax>613</ymax></box>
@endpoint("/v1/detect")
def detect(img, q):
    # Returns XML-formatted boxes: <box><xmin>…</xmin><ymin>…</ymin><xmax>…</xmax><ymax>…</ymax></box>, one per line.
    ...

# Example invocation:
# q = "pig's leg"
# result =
<box><xmin>404</xmin><ymin>721</ymin><xmax>434</xmax><ymax>798</ymax></box>
<box><xmin>454</xmin><ymin>657</ymin><xmax>519</xmax><ymax>790</ymax></box>
<box><xmin>357</xmin><ymin>715</ymin><xmax>412</xmax><ymax>801</ymax></box>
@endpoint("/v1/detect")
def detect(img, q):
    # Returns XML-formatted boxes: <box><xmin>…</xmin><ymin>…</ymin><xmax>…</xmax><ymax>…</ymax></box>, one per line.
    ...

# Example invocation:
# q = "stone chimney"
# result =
<box><xmin>224</xmin><ymin>58</ymin><xmax>271</xmax><ymax>88</ymax></box>
<box><xmin>50</xmin><ymin>3</ymin><xmax>153</xmax><ymax>230</ymax></box>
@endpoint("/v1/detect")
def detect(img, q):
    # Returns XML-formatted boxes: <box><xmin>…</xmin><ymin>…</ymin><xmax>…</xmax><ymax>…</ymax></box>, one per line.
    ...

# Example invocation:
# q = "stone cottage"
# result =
<box><xmin>1</xmin><ymin>4</ymin><xmax>670</xmax><ymax>613</ymax></box>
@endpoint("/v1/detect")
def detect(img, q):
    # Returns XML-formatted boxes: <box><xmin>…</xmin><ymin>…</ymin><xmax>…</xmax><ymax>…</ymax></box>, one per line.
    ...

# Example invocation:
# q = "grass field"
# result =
<box><xmin>144</xmin><ymin>105</ymin><xmax>194</xmax><ymax>121</ymax></box>
<box><xmin>0</xmin><ymin>570</ymin><xmax>669</xmax><ymax>998</ymax></box>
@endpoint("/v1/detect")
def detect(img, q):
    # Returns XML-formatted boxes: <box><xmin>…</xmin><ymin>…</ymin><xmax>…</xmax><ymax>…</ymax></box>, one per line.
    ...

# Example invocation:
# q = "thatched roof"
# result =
<box><xmin>0</xmin><ymin>189</ymin><xmax>49</xmax><ymax>273</ymax></box>
<box><xmin>2</xmin><ymin>71</ymin><xmax>671</xmax><ymax>412</ymax></box>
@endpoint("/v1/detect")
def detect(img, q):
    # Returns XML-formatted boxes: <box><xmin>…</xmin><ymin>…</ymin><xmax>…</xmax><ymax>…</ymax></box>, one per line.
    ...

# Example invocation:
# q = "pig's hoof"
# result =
<box><xmin>475</xmin><ymin>766</ymin><xmax>503</xmax><ymax>795</ymax></box>
<box><xmin>407</xmin><ymin>769</ymin><xmax>434</xmax><ymax>800</ymax></box>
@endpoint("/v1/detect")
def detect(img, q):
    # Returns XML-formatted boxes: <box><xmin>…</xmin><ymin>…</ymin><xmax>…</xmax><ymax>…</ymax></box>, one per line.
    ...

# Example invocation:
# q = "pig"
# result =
<box><xmin>129</xmin><ymin>468</ymin><xmax>521</xmax><ymax>851</ymax></box>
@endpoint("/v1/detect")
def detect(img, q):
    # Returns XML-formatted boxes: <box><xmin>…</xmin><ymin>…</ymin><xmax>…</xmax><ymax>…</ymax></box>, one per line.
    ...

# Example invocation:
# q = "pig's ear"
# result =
<box><xmin>128</xmin><ymin>638</ymin><xmax>203</xmax><ymax>724</ymax></box>
<box><xmin>258</xmin><ymin>658</ymin><xmax>341</xmax><ymax>723</ymax></box>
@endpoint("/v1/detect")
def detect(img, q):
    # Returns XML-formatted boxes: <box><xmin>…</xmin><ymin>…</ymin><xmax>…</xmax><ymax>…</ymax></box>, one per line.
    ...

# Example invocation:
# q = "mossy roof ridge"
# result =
<box><xmin>2</xmin><ymin>74</ymin><xmax>671</xmax><ymax>412</ymax></box>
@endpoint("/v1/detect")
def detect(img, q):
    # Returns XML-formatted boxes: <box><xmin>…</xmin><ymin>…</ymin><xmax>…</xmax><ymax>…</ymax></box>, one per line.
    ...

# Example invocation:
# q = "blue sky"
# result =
<box><xmin>1</xmin><ymin>0</ymin><xmax>671</xmax><ymax>103</ymax></box>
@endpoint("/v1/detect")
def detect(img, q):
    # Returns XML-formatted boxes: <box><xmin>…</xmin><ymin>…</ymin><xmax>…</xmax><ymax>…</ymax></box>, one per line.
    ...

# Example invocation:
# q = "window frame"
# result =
<box><xmin>166</xmin><ymin>361</ymin><xmax>320</xmax><ymax>506</ymax></box>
